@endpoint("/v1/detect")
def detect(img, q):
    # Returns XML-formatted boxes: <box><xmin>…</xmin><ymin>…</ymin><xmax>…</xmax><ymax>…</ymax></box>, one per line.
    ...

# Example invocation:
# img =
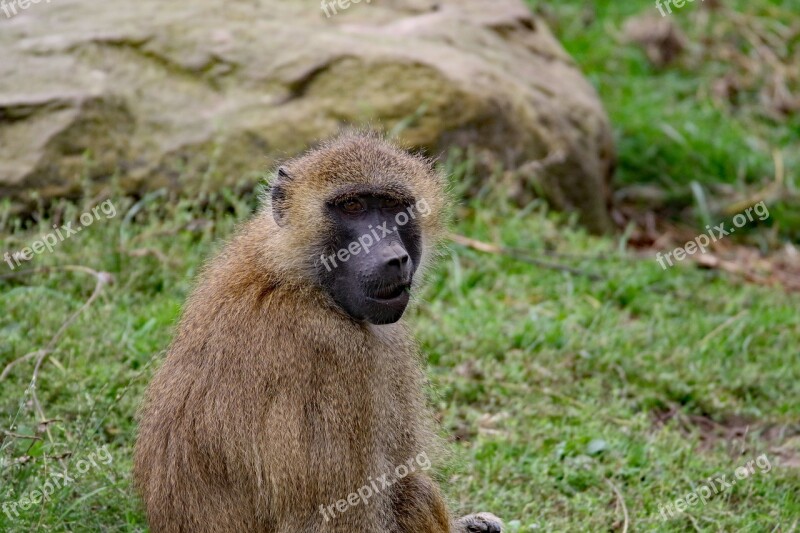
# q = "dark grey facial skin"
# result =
<box><xmin>317</xmin><ymin>193</ymin><xmax>422</xmax><ymax>325</ymax></box>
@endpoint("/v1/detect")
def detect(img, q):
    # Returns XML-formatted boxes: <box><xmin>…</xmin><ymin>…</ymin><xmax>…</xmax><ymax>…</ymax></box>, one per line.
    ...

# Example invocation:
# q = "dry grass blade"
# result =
<box><xmin>0</xmin><ymin>266</ymin><xmax>113</xmax><ymax>441</ymax></box>
<box><xmin>605</xmin><ymin>478</ymin><xmax>630</xmax><ymax>533</ymax></box>
<box><xmin>449</xmin><ymin>233</ymin><xmax>604</xmax><ymax>280</ymax></box>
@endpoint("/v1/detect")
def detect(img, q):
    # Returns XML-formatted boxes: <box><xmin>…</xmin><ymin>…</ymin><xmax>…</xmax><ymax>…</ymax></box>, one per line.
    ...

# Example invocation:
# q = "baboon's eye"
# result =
<box><xmin>383</xmin><ymin>197</ymin><xmax>401</xmax><ymax>209</ymax></box>
<box><xmin>340</xmin><ymin>198</ymin><xmax>366</xmax><ymax>214</ymax></box>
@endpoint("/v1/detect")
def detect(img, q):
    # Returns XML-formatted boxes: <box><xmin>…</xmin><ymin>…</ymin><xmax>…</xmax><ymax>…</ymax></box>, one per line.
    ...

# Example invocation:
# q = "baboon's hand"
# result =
<box><xmin>455</xmin><ymin>512</ymin><xmax>503</xmax><ymax>533</ymax></box>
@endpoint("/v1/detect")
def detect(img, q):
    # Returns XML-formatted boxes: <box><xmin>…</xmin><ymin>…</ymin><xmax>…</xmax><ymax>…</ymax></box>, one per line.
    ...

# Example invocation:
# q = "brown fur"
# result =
<box><xmin>133</xmin><ymin>133</ymin><xmax>498</xmax><ymax>532</ymax></box>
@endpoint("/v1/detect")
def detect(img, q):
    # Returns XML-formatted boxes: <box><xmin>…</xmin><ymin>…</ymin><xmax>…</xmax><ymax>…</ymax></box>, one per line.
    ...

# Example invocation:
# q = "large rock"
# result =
<box><xmin>0</xmin><ymin>0</ymin><xmax>615</xmax><ymax>233</ymax></box>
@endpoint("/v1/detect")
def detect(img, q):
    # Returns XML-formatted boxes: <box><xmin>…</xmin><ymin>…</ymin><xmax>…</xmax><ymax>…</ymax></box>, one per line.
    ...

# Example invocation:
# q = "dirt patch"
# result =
<box><xmin>652</xmin><ymin>406</ymin><xmax>800</xmax><ymax>467</ymax></box>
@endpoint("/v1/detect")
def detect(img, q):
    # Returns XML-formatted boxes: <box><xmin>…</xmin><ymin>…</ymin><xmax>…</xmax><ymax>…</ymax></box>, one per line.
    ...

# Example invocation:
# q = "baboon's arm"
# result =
<box><xmin>391</xmin><ymin>471</ymin><xmax>452</xmax><ymax>533</ymax></box>
<box><xmin>391</xmin><ymin>471</ymin><xmax>504</xmax><ymax>533</ymax></box>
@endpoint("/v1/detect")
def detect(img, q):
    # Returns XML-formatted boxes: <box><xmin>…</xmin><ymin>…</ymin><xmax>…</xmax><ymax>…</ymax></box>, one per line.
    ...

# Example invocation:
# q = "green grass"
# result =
<box><xmin>2</xmin><ymin>185</ymin><xmax>798</xmax><ymax>531</ymax></box>
<box><xmin>537</xmin><ymin>0</ymin><xmax>800</xmax><ymax>237</ymax></box>
<box><xmin>2</xmin><ymin>0</ymin><xmax>799</xmax><ymax>531</ymax></box>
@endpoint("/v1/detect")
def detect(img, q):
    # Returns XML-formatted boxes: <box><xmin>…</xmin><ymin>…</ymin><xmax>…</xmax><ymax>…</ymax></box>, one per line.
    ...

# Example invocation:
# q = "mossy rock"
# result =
<box><xmin>0</xmin><ymin>0</ymin><xmax>615</xmax><ymax>233</ymax></box>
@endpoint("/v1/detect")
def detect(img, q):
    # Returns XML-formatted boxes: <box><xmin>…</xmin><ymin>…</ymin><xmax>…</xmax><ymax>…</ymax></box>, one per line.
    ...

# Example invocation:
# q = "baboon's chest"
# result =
<box><xmin>305</xmin><ymin>355</ymin><xmax>417</xmax><ymax>472</ymax></box>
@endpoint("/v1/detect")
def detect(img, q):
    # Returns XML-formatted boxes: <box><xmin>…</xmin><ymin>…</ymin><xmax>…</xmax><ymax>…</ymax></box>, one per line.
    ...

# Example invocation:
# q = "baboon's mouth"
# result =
<box><xmin>368</xmin><ymin>282</ymin><xmax>410</xmax><ymax>301</ymax></box>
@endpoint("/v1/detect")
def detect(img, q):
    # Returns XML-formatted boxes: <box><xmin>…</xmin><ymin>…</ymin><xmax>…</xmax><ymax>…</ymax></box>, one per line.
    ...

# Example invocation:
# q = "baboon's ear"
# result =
<box><xmin>271</xmin><ymin>167</ymin><xmax>291</xmax><ymax>227</ymax></box>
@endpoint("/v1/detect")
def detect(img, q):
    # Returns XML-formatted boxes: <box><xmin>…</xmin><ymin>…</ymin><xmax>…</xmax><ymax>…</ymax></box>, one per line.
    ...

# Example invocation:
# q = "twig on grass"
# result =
<box><xmin>0</xmin><ymin>265</ymin><xmax>113</xmax><ymax>442</ymax></box>
<box><xmin>0</xmin><ymin>350</ymin><xmax>42</xmax><ymax>382</ymax></box>
<box><xmin>1</xmin><ymin>430</ymin><xmax>42</xmax><ymax>442</ymax></box>
<box><xmin>449</xmin><ymin>233</ymin><xmax>604</xmax><ymax>280</ymax></box>
<box><xmin>605</xmin><ymin>478</ymin><xmax>630</xmax><ymax>533</ymax></box>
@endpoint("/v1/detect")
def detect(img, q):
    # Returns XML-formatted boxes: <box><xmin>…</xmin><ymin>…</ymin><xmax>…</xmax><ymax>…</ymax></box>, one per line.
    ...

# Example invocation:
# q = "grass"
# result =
<box><xmin>1</xmin><ymin>0</ymin><xmax>799</xmax><ymax>531</ymax></box>
<box><xmin>537</xmin><ymin>0</ymin><xmax>800</xmax><ymax>238</ymax></box>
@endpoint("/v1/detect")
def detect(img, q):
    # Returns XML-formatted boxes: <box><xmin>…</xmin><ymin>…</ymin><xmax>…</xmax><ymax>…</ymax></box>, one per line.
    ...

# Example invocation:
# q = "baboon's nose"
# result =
<box><xmin>382</xmin><ymin>241</ymin><xmax>412</xmax><ymax>280</ymax></box>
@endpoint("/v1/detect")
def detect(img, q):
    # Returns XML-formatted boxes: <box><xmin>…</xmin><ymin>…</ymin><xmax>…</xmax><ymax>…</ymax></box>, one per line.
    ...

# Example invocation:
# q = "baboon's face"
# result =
<box><xmin>318</xmin><ymin>191</ymin><xmax>422</xmax><ymax>325</ymax></box>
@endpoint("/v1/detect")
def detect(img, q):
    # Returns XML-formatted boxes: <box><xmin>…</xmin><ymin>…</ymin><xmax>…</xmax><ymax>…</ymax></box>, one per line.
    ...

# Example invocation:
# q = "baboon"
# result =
<box><xmin>133</xmin><ymin>132</ymin><xmax>503</xmax><ymax>533</ymax></box>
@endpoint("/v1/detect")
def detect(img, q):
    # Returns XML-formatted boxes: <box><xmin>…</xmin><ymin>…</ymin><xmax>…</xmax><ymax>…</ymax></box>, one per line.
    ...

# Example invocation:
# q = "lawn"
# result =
<box><xmin>1</xmin><ymin>0</ymin><xmax>799</xmax><ymax>531</ymax></box>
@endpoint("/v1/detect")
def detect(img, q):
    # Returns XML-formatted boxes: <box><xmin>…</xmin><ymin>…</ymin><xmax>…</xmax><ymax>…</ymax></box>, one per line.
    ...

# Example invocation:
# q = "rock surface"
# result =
<box><xmin>0</xmin><ymin>0</ymin><xmax>615</xmax><ymax>233</ymax></box>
